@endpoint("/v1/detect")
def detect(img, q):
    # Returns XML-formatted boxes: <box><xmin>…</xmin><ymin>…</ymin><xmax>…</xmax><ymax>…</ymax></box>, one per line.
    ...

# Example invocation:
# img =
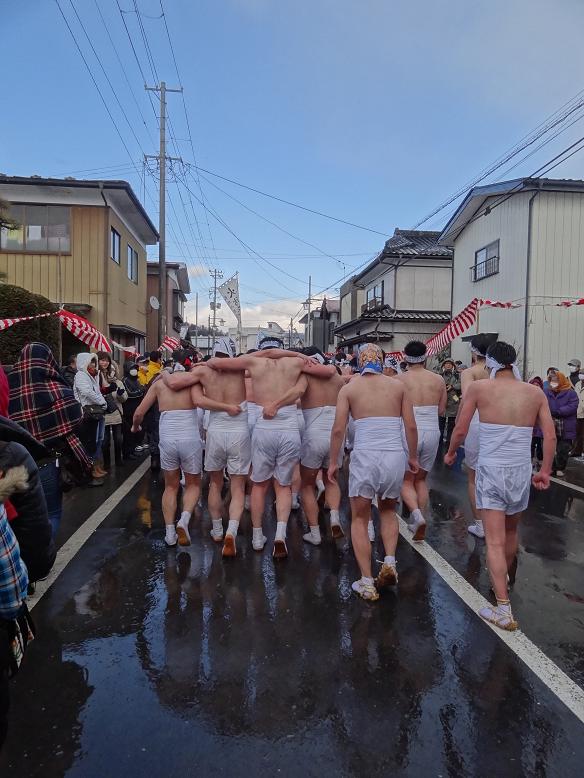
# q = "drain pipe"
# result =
<box><xmin>99</xmin><ymin>182</ymin><xmax>109</xmax><ymax>339</ymax></box>
<box><xmin>522</xmin><ymin>185</ymin><xmax>541</xmax><ymax>379</ymax></box>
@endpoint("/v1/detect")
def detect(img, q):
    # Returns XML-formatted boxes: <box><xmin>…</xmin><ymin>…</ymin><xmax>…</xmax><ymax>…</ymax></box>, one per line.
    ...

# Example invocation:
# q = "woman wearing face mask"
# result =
<box><xmin>122</xmin><ymin>362</ymin><xmax>145</xmax><ymax>459</ymax></box>
<box><xmin>97</xmin><ymin>352</ymin><xmax>127</xmax><ymax>469</ymax></box>
<box><xmin>570</xmin><ymin>368</ymin><xmax>584</xmax><ymax>459</ymax></box>
<box><xmin>73</xmin><ymin>353</ymin><xmax>107</xmax><ymax>483</ymax></box>
<box><xmin>543</xmin><ymin>371</ymin><xmax>578</xmax><ymax>477</ymax></box>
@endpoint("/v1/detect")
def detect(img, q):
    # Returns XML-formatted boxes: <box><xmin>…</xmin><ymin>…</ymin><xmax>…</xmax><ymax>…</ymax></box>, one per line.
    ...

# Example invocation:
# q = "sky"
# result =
<box><xmin>3</xmin><ymin>0</ymin><xmax>584</xmax><ymax>333</ymax></box>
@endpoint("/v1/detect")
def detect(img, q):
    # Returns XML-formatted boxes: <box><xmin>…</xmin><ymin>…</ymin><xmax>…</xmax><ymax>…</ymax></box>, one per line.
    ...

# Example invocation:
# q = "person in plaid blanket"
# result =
<box><xmin>8</xmin><ymin>343</ymin><xmax>93</xmax><ymax>537</ymax></box>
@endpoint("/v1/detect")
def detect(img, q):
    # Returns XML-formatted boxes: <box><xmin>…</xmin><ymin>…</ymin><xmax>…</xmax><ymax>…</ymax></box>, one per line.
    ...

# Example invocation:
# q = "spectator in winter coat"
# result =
<box><xmin>544</xmin><ymin>372</ymin><xmax>579</xmax><ymax>477</ymax></box>
<box><xmin>97</xmin><ymin>352</ymin><xmax>127</xmax><ymax>469</ymax></box>
<box><xmin>570</xmin><ymin>368</ymin><xmax>584</xmax><ymax>458</ymax></box>
<box><xmin>439</xmin><ymin>359</ymin><xmax>461</xmax><ymax>444</ymax></box>
<box><xmin>138</xmin><ymin>351</ymin><xmax>162</xmax><ymax>386</ymax></box>
<box><xmin>121</xmin><ymin>362</ymin><xmax>145</xmax><ymax>459</ymax></box>
<box><xmin>0</xmin><ymin>465</ymin><xmax>31</xmax><ymax>750</ymax></box>
<box><xmin>529</xmin><ymin>377</ymin><xmax>545</xmax><ymax>467</ymax></box>
<box><xmin>8</xmin><ymin>343</ymin><xmax>93</xmax><ymax>537</ymax></box>
<box><xmin>74</xmin><ymin>353</ymin><xmax>107</xmax><ymax>481</ymax></box>
<box><xmin>61</xmin><ymin>354</ymin><xmax>77</xmax><ymax>389</ymax></box>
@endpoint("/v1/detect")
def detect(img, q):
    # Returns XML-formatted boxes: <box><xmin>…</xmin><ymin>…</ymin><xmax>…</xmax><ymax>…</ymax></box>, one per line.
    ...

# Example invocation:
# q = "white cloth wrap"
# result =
<box><xmin>205</xmin><ymin>402</ymin><xmax>251</xmax><ymax>475</ymax></box>
<box><xmin>412</xmin><ymin>405</ymin><xmax>440</xmax><ymax>471</ymax></box>
<box><xmin>159</xmin><ymin>410</ymin><xmax>203</xmax><ymax>474</ymax></box>
<box><xmin>464</xmin><ymin>410</ymin><xmax>480</xmax><ymax>470</ymax></box>
<box><xmin>349</xmin><ymin>417</ymin><xmax>407</xmax><ymax>500</ymax></box>
<box><xmin>251</xmin><ymin>404</ymin><xmax>301</xmax><ymax>485</ymax></box>
<box><xmin>300</xmin><ymin>406</ymin><xmax>342</xmax><ymax>469</ymax></box>
<box><xmin>247</xmin><ymin>401</ymin><xmax>262</xmax><ymax>436</ymax></box>
<box><xmin>475</xmin><ymin>422</ymin><xmax>533</xmax><ymax>515</ymax></box>
<box><xmin>345</xmin><ymin>414</ymin><xmax>355</xmax><ymax>451</ymax></box>
<box><xmin>297</xmin><ymin>407</ymin><xmax>306</xmax><ymax>440</ymax></box>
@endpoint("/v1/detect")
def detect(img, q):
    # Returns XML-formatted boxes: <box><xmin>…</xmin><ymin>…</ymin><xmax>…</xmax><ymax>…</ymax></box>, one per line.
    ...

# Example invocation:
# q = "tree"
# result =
<box><xmin>0</xmin><ymin>285</ymin><xmax>61</xmax><ymax>365</ymax></box>
<box><xmin>0</xmin><ymin>197</ymin><xmax>18</xmax><ymax>231</ymax></box>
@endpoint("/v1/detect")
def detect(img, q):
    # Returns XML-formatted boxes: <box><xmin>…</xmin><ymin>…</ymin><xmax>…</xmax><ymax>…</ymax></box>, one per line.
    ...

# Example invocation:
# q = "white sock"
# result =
<box><xmin>227</xmin><ymin>519</ymin><xmax>239</xmax><ymax>537</ymax></box>
<box><xmin>252</xmin><ymin>527</ymin><xmax>264</xmax><ymax>543</ymax></box>
<box><xmin>165</xmin><ymin>525</ymin><xmax>177</xmax><ymax>540</ymax></box>
<box><xmin>212</xmin><ymin>518</ymin><xmax>223</xmax><ymax>535</ymax></box>
<box><xmin>310</xmin><ymin>525</ymin><xmax>321</xmax><ymax>543</ymax></box>
<box><xmin>275</xmin><ymin>521</ymin><xmax>287</xmax><ymax>541</ymax></box>
<box><xmin>179</xmin><ymin>510</ymin><xmax>191</xmax><ymax>526</ymax></box>
<box><xmin>384</xmin><ymin>555</ymin><xmax>396</xmax><ymax>567</ymax></box>
<box><xmin>475</xmin><ymin>519</ymin><xmax>484</xmax><ymax>529</ymax></box>
<box><xmin>411</xmin><ymin>508</ymin><xmax>424</xmax><ymax>524</ymax></box>
<box><xmin>362</xmin><ymin>576</ymin><xmax>374</xmax><ymax>585</ymax></box>
<box><xmin>330</xmin><ymin>509</ymin><xmax>341</xmax><ymax>524</ymax></box>
<box><xmin>316</xmin><ymin>479</ymin><xmax>325</xmax><ymax>492</ymax></box>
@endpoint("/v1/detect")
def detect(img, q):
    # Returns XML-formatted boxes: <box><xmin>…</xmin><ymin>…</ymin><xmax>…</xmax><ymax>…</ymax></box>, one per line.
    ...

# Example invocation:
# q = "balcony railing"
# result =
<box><xmin>361</xmin><ymin>297</ymin><xmax>383</xmax><ymax>314</ymax></box>
<box><xmin>471</xmin><ymin>255</ymin><xmax>499</xmax><ymax>282</ymax></box>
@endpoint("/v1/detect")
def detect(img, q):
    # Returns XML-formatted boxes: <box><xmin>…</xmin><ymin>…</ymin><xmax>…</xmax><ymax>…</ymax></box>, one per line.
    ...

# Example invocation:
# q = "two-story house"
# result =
<box><xmin>146</xmin><ymin>261</ymin><xmax>190</xmax><ymax>350</ymax></box>
<box><xmin>439</xmin><ymin>177</ymin><xmax>584</xmax><ymax>377</ymax></box>
<box><xmin>334</xmin><ymin>229</ymin><xmax>453</xmax><ymax>352</ymax></box>
<box><xmin>299</xmin><ymin>298</ymin><xmax>340</xmax><ymax>352</ymax></box>
<box><xmin>0</xmin><ymin>175</ymin><xmax>158</xmax><ymax>358</ymax></box>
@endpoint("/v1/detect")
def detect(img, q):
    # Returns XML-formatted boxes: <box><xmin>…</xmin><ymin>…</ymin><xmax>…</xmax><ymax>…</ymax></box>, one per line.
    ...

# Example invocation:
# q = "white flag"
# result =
<box><xmin>218</xmin><ymin>273</ymin><xmax>241</xmax><ymax>324</ymax></box>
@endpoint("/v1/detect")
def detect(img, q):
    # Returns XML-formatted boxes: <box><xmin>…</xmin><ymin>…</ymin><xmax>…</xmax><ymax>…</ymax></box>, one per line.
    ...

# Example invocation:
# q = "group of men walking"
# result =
<box><xmin>132</xmin><ymin>333</ymin><xmax>556</xmax><ymax>633</ymax></box>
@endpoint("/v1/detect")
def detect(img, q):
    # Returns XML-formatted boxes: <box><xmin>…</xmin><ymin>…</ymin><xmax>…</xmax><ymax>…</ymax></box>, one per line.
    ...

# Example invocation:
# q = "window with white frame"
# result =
<box><xmin>127</xmin><ymin>244</ymin><xmax>138</xmax><ymax>283</ymax></box>
<box><xmin>111</xmin><ymin>227</ymin><xmax>120</xmax><ymax>263</ymax></box>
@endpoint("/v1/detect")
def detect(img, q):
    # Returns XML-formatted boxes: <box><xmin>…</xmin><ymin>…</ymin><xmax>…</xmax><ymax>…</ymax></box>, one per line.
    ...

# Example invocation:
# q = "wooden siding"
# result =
<box><xmin>526</xmin><ymin>191</ymin><xmax>584</xmax><ymax>377</ymax></box>
<box><xmin>108</xmin><ymin>210</ymin><xmax>147</xmax><ymax>337</ymax></box>
<box><xmin>450</xmin><ymin>192</ymin><xmax>530</xmax><ymax>364</ymax></box>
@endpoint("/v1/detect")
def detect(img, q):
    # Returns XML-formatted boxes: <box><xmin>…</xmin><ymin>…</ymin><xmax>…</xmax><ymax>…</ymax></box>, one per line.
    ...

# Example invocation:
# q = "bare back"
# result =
<box><xmin>472</xmin><ymin>377</ymin><xmax>545</xmax><ymax>427</ymax></box>
<box><xmin>342</xmin><ymin>374</ymin><xmax>405</xmax><ymax>419</ymax></box>
<box><xmin>461</xmin><ymin>359</ymin><xmax>490</xmax><ymax>396</ymax></box>
<box><xmin>302</xmin><ymin>372</ymin><xmax>345</xmax><ymax>410</ymax></box>
<box><xmin>153</xmin><ymin>378</ymin><xmax>195</xmax><ymax>412</ymax></box>
<box><xmin>193</xmin><ymin>364</ymin><xmax>246</xmax><ymax>405</ymax></box>
<box><xmin>248</xmin><ymin>357</ymin><xmax>304</xmax><ymax>406</ymax></box>
<box><xmin>397</xmin><ymin>366</ymin><xmax>446</xmax><ymax>408</ymax></box>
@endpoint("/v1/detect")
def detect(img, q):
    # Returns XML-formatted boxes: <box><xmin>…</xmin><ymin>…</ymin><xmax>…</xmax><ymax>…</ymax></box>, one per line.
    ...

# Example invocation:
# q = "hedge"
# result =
<box><xmin>0</xmin><ymin>284</ymin><xmax>61</xmax><ymax>365</ymax></box>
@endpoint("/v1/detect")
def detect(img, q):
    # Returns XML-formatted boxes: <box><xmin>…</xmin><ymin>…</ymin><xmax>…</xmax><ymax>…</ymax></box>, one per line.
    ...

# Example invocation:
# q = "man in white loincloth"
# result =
<box><xmin>207</xmin><ymin>338</ymin><xmax>335</xmax><ymax>558</ymax></box>
<box><xmin>163</xmin><ymin>336</ymin><xmax>248</xmax><ymax>557</ymax></box>
<box><xmin>132</xmin><ymin>372</ymin><xmax>226</xmax><ymax>547</ymax></box>
<box><xmin>396</xmin><ymin>340</ymin><xmax>446</xmax><ymax>541</ymax></box>
<box><xmin>298</xmin><ymin>347</ymin><xmax>346</xmax><ymax>545</ymax></box>
<box><xmin>328</xmin><ymin>344</ymin><xmax>419</xmax><ymax>601</ymax></box>
<box><xmin>445</xmin><ymin>341</ymin><xmax>555</xmax><ymax>631</ymax></box>
<box><xmin>459</xmin><ymin>333</ymin><xmax>493</xmax><ymax>539</ymax></box>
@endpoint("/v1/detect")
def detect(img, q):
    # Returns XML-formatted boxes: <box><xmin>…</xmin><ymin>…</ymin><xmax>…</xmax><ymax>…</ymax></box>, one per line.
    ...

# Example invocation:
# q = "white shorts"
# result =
<box><xmin>475</xmin><ymin>464</ymin><xmax>531</xmax><ymax>515</ymax></box>
<box><xmin>297</xmin><ymin>408</ymin><xmax>306</xmax><ymax>441</ymax></box>
<box><xmin>159</xmin><ymin>410</ymin><xmax>203</xmax><ymax>475</ymax></box>
<box><xmin>349</xmin><ymin>449</ymin><xmax>407</xmax><ymax>500</ymax></box>
<box><xmin>464</xmin><ymin>413</ymin><xmax>480</xmax><ymax>470</ymax></box>
<box><xmin>205</xmin><ymin>428</ymin><xmax>251</xmax><ymax>475</ymax></box>
<box><xmin>416</xmin><ymin>429</ymin><xmax>441</xmax><ymax>472</ymax></box>
<box><xmin>251</xmin><ymin>406</ymin><xmax>301</xmax><ymax>485</ymax></box>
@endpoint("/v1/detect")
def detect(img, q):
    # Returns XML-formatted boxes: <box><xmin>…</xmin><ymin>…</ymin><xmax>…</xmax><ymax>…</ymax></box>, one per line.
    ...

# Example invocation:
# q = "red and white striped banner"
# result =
<box><xmin>160</xmin><ymin>335</ymin><xmax>180</xmax><ymax>352</ymax></box>
<box><xmin>426</xmin><ymin>298</ymin><xmax>480</xmax><ymax>355</ymax></box>
<box><xmin>557</xmin><ymin>298</ymin><xmax>584</xmax><ymax>307</ymax></box>
<box><xmin>57</xmin><ymin>310</ymin><xmax>111</xmax><ymax>353</ymax></box>
<box><xmin>0</xmin><ymin>312</ymin><xmax>54</xmax><ymax>332</ymax></box>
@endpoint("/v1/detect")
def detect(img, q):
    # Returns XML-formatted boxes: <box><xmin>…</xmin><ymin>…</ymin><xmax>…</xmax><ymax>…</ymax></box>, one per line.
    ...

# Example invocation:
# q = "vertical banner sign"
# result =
<box><xmin>218</xmin><ymin>273</ymin><xmax>242</xmax><ymax>347</ymax></box>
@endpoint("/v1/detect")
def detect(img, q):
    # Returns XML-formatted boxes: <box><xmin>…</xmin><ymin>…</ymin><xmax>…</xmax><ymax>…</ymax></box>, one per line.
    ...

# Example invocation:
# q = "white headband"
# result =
<box><xmin>485</xmin><ymin>354</ymin><xmax>522</xmax><ymax>381</ymax></box>
<box><xmin>258</xmin><ymin>338</ymin><xmax>282</xmax><ymax>351</ymax></box>
<box><xmin>213</xmin><ymin>336</ymin><xmax>236</xmax><ymax>358</ymax></box>
<box><xmin>470</xmin><ymin>345</ymin><xmax>485</xmax><ymax>356</ymax></box>
<box><xmin>310</xmin><ymin>353</ymin><xmax>326</xmax><ymax>365</ymax></box>
<box><xmin>404</xmin><ymin>353</ymin><xmax>427</xmax><ymax>364</ymax></box>
<box><xmin>384</xmin><ymin>356</ymin><xmax>401</xmax><ymax>372</ymax></box>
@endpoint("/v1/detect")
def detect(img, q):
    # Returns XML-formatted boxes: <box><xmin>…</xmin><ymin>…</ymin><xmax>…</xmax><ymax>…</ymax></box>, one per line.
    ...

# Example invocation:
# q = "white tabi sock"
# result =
<box><xmin>212</xmin><ymin>518</ymin><xmax>223</xmax><ymax>535</ymax></box>
<box><xmin>179</xmin><ymin>510</ymin><xmax>191</xmax><ymax>527</ymax></box>
<box><xmin>310</xmin><ymin>526</ymin><xmax>321</xmax><ymax>543</ymax></box>
<box><xmin>362</xmin><ymin>576</ymin><xmax>374</xmax><ymax>586</ymax></box>
<box><xmin>165</xmin><ymin>525</ymin><xmax>177</xmax><ymax>543</ymax></box>
<box><xmin>330</xmin><ymin>509</ymin><xmax>341</xmax><ymax>525</ymax></box>
<box><xmin>252</xmin><ymin>527</ymin><xmax>265</xmax><ymax>544</ymax></box>
<box><xmin>410</xmin><ymin>508</ymin><xmax>424</xmax><ymax>524</ymax></box>
<box><xmin>384</xmin><ymin>555</ymin><xmax>396</xmax><ymax>567</ymax></box>
<box><xmin>475</xmin><ymin>519</ymin><xmax>484</xmax><ymax>530</ymax></box>
<box><xmin>227</xmin><ymin>519</ymin><xmax>239</xmax><ymax>537</ymax></box>
<box><xmin>275</xmin><ymin>521</ymin><xmax>287</xmax><ymax>541</ymax></box>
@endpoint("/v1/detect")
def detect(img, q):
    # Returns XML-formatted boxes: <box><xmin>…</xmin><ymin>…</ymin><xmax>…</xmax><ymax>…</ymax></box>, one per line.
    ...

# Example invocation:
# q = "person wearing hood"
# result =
<box><xmin>97</xmin><ymin>352</ymin><xmax>127</xmax><ymax>469</ymax></box>
<box><xmin>439</xmin><ymin>358</ymin><xmax>461</xmax><ymax>445</ymax></box>
<box><xmin>544</xmin><ymin>371</ymin><xmax>578</xmax><ymax>477</ymax></box>
<box><xmin>567</xmin><ymin>358</ymin><xmax>581</xmax><ymax>387</ymax></box>
<box><xmin>121</xmin><ymin>362</ymin><xmax>145</xmax><ymax>459</ymax></box>
<box><xmin>73</xmin><ymin>353</ymin><xmax>107</xmax><ymax>482</ymax></box>
<box><xmin>8</xmin><ymin>343</ymin><xmax>93</xmax><ymax>538</ymax></box>
<box><xmin>570</xmin><ymin>367</ymin><xmax>584</xmax><ymax>460</ymax></box>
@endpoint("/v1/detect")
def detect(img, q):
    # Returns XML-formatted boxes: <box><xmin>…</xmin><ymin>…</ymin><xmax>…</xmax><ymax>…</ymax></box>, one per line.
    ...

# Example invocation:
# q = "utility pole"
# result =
<box><xmin>289</xmin><ymin>316</ymin><xmax>293</xmax><ymax>349</ymax></box>
<box><xmin>306</xmin><ymin>275</ymin><xmax>312</xmax><ymax>346</ymax></box>
<box><xmin>195</xmin><ymin>292</ymin><xmax>198</xmax><ymax>350</ymax></box>
<box><xmin>209</xmin><ymin>268</ymin><xmax>223</xmax><ymax>345</ymax></box>
<box><xmin>145</xmin><ymin>80</ymin><xmax>182</xmax><ymax>346</ymax></box>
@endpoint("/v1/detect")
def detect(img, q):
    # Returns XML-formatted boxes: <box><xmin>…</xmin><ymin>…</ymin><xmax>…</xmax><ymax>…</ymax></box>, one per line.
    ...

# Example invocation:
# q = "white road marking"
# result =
<box><xmin>28</xmin><ymin>459</ymin><xmax>151</xmax><ymax>610</ymax></box>
<box><xmin>398</xmin><ymin>516</ymin><xmax>584</xmax><ymax>725</ymax></box>
<box><xmin>550</xmin><ymin>476</ymin><xmax>584</xmax><ymax>494</ymax></box>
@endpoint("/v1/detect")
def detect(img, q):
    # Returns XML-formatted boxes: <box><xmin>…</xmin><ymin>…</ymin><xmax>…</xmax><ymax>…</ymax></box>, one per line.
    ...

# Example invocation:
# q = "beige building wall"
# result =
<box><xmin>395</xmin><ymin>265</ymin><xmax>451</xmax><ymax>310</ymax></box>
<box><xmin>108</xmin><ymin>209</ymin><xmax>147</xmax><ymax>337</ymax></box>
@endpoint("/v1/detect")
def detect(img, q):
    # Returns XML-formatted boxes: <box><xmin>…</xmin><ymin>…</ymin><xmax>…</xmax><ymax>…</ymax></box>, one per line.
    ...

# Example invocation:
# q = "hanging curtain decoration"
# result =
<box><xmin>110</xmin><ymin>341</ymin><xmax>139</xmax><ymax>357</ymax></box>
<box><xmin>57</xmin><ymin>310</ymin><xmax>112</xmax><ymax>353</ymax></box>
<box><xmin>160</xmin><ymin>335</ymin><xmax>180</xmax><ymax>352</ymax></box>
<box><xmin>557</xmin><ymin>298</ymin><xmax>584</xmax><ymax>307</ymax></box>
<box><xmin>426</xmin><ymin>298</ymin><xmax>480</xmax><ymax>355</ymax></box>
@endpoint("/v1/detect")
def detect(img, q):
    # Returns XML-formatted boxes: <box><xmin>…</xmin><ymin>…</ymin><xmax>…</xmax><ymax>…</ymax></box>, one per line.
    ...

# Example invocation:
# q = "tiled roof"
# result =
<box><xmin>382</xmin><ymin>229</ymin><xmax>453</xmax><ymax>258</ymax></box>
<box><xmin>361</xmin><ymin>306</ymin><xmax>451</xmax><ymax>323</ymax></box>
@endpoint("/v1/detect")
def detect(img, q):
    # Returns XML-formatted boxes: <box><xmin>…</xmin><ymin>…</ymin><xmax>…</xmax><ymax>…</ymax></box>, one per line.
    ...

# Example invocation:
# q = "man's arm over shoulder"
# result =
<box><xmin>132</xmin><ymin>383</ymin><xmax>159</xmax><ymax>431</ymax></box>
<box><xmin>208</xmin><ymin>355</ymin><xmax>253</xmax><ymax>372</ymax></box>
<box><xmin>445</xmin><ymin>382</ymin><xmax>478</xmax><ymax>461</ymax></box>
<box><xmin>328</xmin><ymin>386</ymin><xmax>350</xmax><ymax>483</ymax></box>
<box><xmin>163</xmin><ymin>366</ymin><xmax>204</xmax><ymax>390</ymax></box>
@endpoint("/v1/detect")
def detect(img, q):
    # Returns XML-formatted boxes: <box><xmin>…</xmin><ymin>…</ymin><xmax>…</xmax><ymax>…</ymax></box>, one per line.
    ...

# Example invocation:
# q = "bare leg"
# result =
<box><xmin>324</xmin><ymin>469</ymin><xmax>344</xmax><ymax>538</ymax></box>
<box><xmin>378</xmin><ymin>498</ymin><xmax>399</xmax><ymax>559</ymax></box>
<box><xmin>350</xmin><ymin>496</ymin><xmax>373</xmax><ymax>579</ymax></box>
<box><xmin>273</xmin><ymin>480</ymin><xmax>292</xmax><ymax>558</ymax></box>
<box><xmin>402</xmin><ymin>470</ymin><xmax>426</xmax><ymax>541</ymax></box>
<box><xmin>291</xmin><ymin>464</ymin><xmax>301</xmax><ymax>509</ymax></box>
<box><xmin>208</xmin><ymin>470</ymin><xmax>224</xmax><ymax>542</ymax></box>
<box><xmin>300</xmin><ymin>465</ymin><xmax>319</xmax><ymax>528</ymax></box>
<box><xmin>467</xmin><ymin>468</ymin><xmax>485</xmax><ymax>537</ymax></box>
<box><xmin>162</xmin><ymin>469</ymin><xmax>180</xmax><ymax>528</ymax></box>
<box><xmin>414</xmin><ymin>471</ymin><xmax>430</xmax><ymax>512</ymax></box>
<box><xmin>222</xmin><ymin>474</ymin><xmax>246</xmax><ymax>557</ymax></box>
<box><xmin>182</xmin><ymin>473</ymin><xmax>201</xmax><ymax>516</ymax></box>
<box><xmin>251</xmin><ymin>480</ymin><xmax>269</xmax><ymax>529</ymax></box>
<box><xmin>505</xmin><ymin>513</ymin><xmax>521</xmax><ymax>576</ymax></box>
<box><xmin>401</xmin><ymin>471</ymin><xmax>419</xmax><ymax>513</ymax></box>
<box><xmin>482</xmin><ymin>509</ymin><xmax>509</xmax><ymax>601</ymax></box>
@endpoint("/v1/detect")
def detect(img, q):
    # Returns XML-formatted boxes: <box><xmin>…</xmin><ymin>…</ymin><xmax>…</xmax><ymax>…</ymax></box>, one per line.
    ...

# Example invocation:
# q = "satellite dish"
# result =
<box><xmin>149</xmin><ymin>296</ymin><xmax>160</xmax><ymax>310</ymax></box>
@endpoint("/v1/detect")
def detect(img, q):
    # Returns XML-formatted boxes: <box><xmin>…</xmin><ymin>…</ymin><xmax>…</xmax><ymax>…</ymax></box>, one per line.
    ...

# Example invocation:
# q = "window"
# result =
<box><xmin>365</xmin><ymin>281</ymin><xmax>384</xmax><ymax>309</ymax></box>
<box><xmin>472</xmin><ymin>240</ymin><xmax>499</xmax><ymax>282</ymax></box>
<box><xmin>127</xmin><ymin>244</ymin><xmax>138</xmax><ymax>283</ymax></box>
<box><xmin>110</xmin><ymin>227</ymin><xmax>120</xmax><ymax>263</ymax></box>
<box><xmin>0</xmin><ymin>204</ymin><xmax>70</xmax><ymax>252</ymax></box>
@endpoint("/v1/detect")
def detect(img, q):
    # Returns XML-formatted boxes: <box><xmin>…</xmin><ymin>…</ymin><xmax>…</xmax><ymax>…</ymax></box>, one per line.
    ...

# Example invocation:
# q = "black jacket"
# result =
<box><xmin>0</xmin><ymin>441</ymin><xmax>55</xmax><ymax>582</ymax></box>
<box><xmin>61</xmin><ymin>365</ymin><xmax>77</xmax><ymax>389</ymax></box>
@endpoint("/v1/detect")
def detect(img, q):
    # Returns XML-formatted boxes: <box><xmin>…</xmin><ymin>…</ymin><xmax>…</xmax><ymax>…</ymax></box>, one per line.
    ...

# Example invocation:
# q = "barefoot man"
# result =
<box><xmin>208</xmin><ymin>338</ymin><xmax>335</xmax><ymax>558</ymax></box>
<box><xmin>162</xmin><ymin>336</ymin><xmax>249</xmax><ymax>557</ymax></box>
<box><xmin>298</xmin><ymin>347</ymin><xmax>346</xmax><ymax>545</ymax></box>
<box><xmin>397</xmin><ymin>340</ymin><xmax>446</xmax><ymax>541</ymax></box>
<box><xmin>445</xmin><ymin>341</ymin><xmax>555</xmax><ymax>631</ymax></box>
<box><xmin>460</xmin><ymin>333</ymin><xmax>492</xmax><ymax>539</ymax></box>
<box><xmin>328</xmin><ymin>344</ymin><xmax>419</xmax><ymax>601</ymax></box>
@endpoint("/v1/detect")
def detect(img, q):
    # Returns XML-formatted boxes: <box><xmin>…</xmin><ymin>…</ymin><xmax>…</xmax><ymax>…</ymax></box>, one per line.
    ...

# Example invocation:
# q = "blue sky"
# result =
<box><xmin>3</xmin><ymin>0</ymin><xmax>584</xmax><ymax>330</ymax></box>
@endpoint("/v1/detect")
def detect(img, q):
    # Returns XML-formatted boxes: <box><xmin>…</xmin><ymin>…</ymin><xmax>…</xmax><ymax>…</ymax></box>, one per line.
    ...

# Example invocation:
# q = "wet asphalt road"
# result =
<box><xmin>1</xmin><ymin>454</ymin><xmax>584</xmax><ymax>777</ymax></box>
